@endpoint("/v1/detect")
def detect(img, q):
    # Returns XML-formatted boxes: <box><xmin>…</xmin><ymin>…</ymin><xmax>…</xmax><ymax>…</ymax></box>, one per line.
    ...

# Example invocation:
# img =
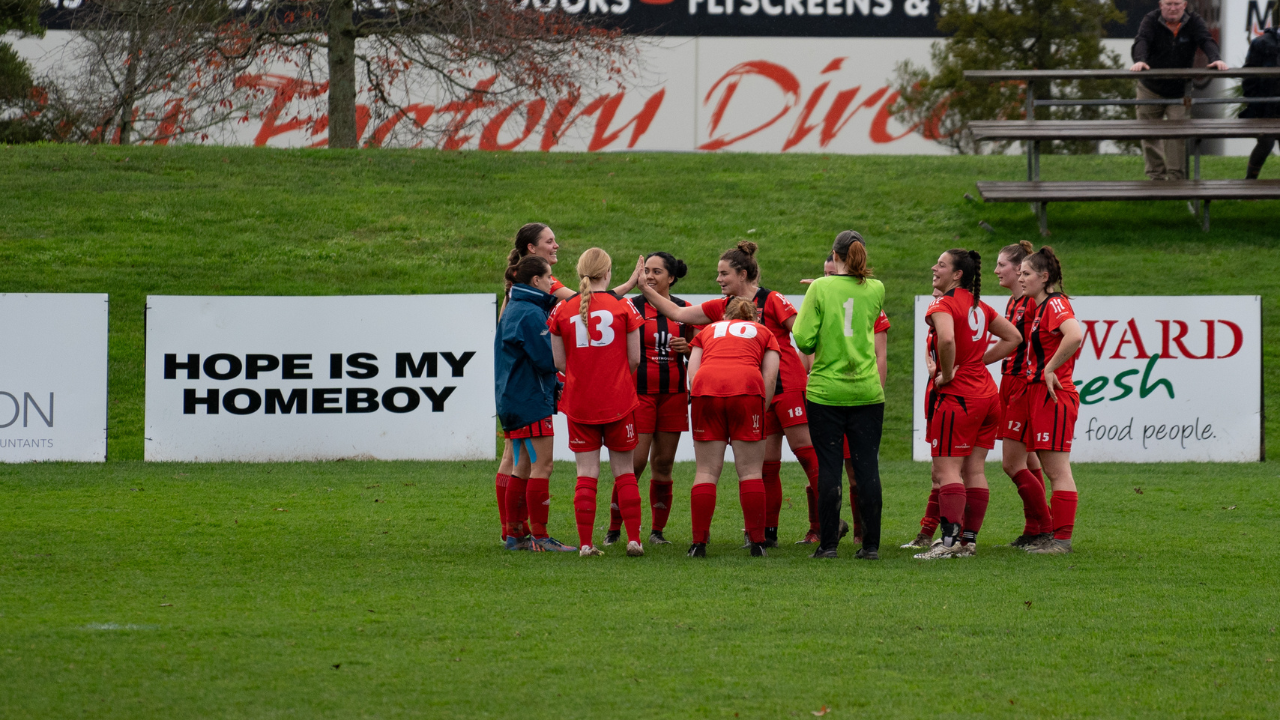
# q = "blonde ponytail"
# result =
<box><xmin>576</xmin><ymin>247</ymin><xmax>612</xmax><ymax>325</ymax></box>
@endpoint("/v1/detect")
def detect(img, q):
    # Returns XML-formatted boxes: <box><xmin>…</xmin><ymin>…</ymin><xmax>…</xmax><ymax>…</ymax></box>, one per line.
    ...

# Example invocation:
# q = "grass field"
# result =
<box><xmin>2</xmin><ymin>145</ymin><xmax>1280</xmax><ymax>717</ymax></box>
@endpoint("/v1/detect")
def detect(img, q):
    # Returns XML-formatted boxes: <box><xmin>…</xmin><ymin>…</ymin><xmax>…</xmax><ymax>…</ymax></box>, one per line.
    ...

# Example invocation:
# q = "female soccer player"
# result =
<box><xmin>641</xmin><ymin>240</ymin><xmax>821</xmax><ymax>548</ymax></box>
<box><xmin>493</xmin><ymin>255</ymin><xmax>576</xmax><ymax>552</ymax></box>
<box><xmin>494</xmin><ymin>223</ymin><xmax>640</xmax><ymax>541</ymax></box>
<box><xmin>993</xmin><ymin>241</ymin><xmax>1053</xmax><ymax>548</ymax></box>
<box><xmin>605</xmin><ymin>252</ymin><xmax>694</xmax><ymax>547</ymax></box>
<box><xmin>913</xmin><ymin>249</ymin><xmax>1021</xmax><ymax>560</ymax></box>
<box><xmin>685</xmin><ymin>297</ymin><xmax>781</xmax><ymax>558</ymax></box>
<box><xmin>1019</xmin><ymin>247</ymin><xmax>1083</xmax><ymax>555</ymax></box>
<box><xmin>548</xmin><ymin>248</ymin><xmax>647</xmax><ymax>558</ymax></box>
<box><xmin>792</xmin><ymin>231</ymin><xmax>886</xmax><ymax>559</ymax></box>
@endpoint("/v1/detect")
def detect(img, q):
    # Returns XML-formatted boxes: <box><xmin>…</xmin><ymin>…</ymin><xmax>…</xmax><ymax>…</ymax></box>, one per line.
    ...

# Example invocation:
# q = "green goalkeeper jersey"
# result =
<box><xmin>792</xmin><ymin>274</ymin><xmax>885</xmax><ymax>406</ymax></box>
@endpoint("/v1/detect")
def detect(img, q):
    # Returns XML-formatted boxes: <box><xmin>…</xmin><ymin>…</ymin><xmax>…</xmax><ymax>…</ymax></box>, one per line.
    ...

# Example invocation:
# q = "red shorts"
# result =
<box><xmin>568</xmin><ymin>413</ymin><xmax>638</xmax><ymax>453</ymax></box>
<box><xmin>764</xmin><ymin>389</ymin><xmax>808</xmax><ymax>436</ymax></box>
<box><xmin>1026</xmin><ymin>387</ymin><xmax>1079</xmax><ymax>453</ymax></box>
<box><xmin>634</xmin><ymin>392</ymin><xmax>689</xmax><ymax>434</ymax></box>
<box><xmin>927</xmin><ymin>393</ymin><xmax>1000</xmax><ymax>458</ymax></box>
<box><xmin>998</xmin><ymin>375</ymin><xmax>1032</xmax><ymax>445</ymax></box>
<box><xmin>691</xmin><ymin>395</ymin><xmax>766</xmax><ymax>443</ymax></box>
<box><xmin>503</xmin><ymin>416</ymin><xmax>554</xmax><ymax>440</ymax></box>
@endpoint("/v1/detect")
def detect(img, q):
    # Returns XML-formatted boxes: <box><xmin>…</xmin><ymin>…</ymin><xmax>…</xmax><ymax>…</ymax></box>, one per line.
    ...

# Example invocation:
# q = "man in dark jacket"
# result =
<box><xmin>1130</xmin><ymin>0</ymin><xmax>1228</xmax><ymax>180</ymax></box>
<box><xmin>1242</xmin><ymin>24</ymin><xmax>1280</xmax><ymax>179</ymax></box>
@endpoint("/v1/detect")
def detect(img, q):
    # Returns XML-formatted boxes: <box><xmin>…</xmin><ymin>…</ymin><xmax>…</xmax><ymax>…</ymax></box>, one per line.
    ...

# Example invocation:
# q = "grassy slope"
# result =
<box><xmin>1</xmin><ymin>145</ymin><xmax>1278</xmax><ymax>459</ymax></box>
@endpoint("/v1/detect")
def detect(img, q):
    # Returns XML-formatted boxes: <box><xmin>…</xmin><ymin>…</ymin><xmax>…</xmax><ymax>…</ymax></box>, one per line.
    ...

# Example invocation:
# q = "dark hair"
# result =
<box><xmin>506</xmin><ymin>223</ymin><xmax>549</xmax><ymax>267</ymax></box>
<box><xmin>646</xmin><ymin>251</ymin><xmax>688</xmax><ymax>286</ymax></box>
<box><xmin>824</xmin><ymin>253</ymin><xmax>834</xmax><ymax>263</ymax></box>
<box><xmin>833</xmin><ymin>231</ymin><xmax>872</xmax><ymax>282</ymax></box>
<box><xmin>999</xmin><ymin>240</ymin><xmax>1035</xmax><ymax>267</ymax></box>
<box><xmin>1025</xmin><ymin>246</ymin><xmax>1064</xmax><ymax>293</ymax></box>
<box><xmin>724</xmin><ymin>296</ymin><xmax>757</xmax><ymax>322</ymax></box>
<box><xmin>945</xmin><ymin>248</ymin><xmax>981</xmax><ymax>307</ymax></box>
<box><xmin>719</xmin><ymin>240</ymin><xmax>759</xmax><ymax>282</ymax></box>
<box><xmin>504</xmin><ymin>255</ymin><xmax>551</xmax><ymax>288</ymax></box>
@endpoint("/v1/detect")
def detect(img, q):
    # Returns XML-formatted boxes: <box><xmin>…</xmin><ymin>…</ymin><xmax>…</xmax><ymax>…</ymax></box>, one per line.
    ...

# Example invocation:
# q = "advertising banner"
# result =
<box><xmin>0</xmin><ymin>293</ymin><xmax>109</xmax><ymax>462</ymax></box>
<box><xmin>911</xmin><ymin>295</ymin><xmax>1263</xmax><ymax>462</ymax></box>
<box><xmin>145</xmin><ymin>295</ymin><xmax>495</xmax><ymax>461</ymax></box>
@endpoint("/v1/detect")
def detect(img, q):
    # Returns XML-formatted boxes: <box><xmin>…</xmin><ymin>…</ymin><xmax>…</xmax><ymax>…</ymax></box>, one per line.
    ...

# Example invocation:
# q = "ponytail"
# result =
<box><xmin>505</xmin><ymin>255</ymin><xmax>551</xmax><ymax>288</ymax></box>
<box><xmin>1000</xmin><ymin>240</ymin><xmax>1034</xmax><ymax>267</ymax></box>
<box><xmin>505</xmin><ymin>222</ymin><xmax>549</xmax><ymax>292</ymax></box>
<box><xmin>1025</xmin><ymin>246</ymin><xmax>1064</xmax><ymax>293</ymax></box>
<box><xmin>832</xmin><ymin>230</ymin><xmax>873</xmax><ymax>282</ymax></box>
<box><xmin>719</xmin><ymin>240</ymin><xmax>759</xmax><ymax>282</ymax></box>
<box><xmin>945</xmin><ymin>248</ymin><xmax>981</xmax><ymax>307</ymax></box>
<box><xmin>576</xmin><ymin>247</ymin><xmax>612</xmax><ymax>325</ymax></box>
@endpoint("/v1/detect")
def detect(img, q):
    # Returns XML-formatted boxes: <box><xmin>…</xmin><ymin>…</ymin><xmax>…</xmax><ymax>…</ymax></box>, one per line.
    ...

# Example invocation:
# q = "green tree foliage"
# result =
<box><xmin>0</xmin><ymin>0</ymin><xmax>44</xmax><ymax>143</ymax></box>
<box><xmin>892</xmin><ymin>0</ymin><xmax>1134</xmax><ymax>154</ymax></box>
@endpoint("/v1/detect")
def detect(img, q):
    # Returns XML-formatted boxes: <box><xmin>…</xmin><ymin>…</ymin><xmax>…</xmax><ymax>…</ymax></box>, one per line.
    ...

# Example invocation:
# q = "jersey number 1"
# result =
<box><xmin>570</xmin><ymin>311</ymin><xmax>616</xmax><ymax>348</ymax></box>
<box><xmin>841</xmin><ymin>298</ymin><xmax>855</xmax><ymax>337</ymax></box>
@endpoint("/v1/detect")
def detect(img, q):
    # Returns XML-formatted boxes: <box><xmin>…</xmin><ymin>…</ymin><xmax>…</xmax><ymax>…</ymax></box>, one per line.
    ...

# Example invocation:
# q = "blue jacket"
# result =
<box><xmin>495</xmin><ymin>283</ymin><xmax>560</xmax><ymax>431</ymax></box>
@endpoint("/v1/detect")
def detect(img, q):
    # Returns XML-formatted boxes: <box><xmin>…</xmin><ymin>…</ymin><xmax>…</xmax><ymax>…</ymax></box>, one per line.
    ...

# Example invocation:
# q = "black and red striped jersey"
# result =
<box><xmin>632</xmin><ymin>295</ymin><xmax>694</xmax><ymax>395</ymax></box>
<box><xmin>1001</xmin><ymin>294</ymin><xmax>1037</xmax><ymax>377</ymax></box>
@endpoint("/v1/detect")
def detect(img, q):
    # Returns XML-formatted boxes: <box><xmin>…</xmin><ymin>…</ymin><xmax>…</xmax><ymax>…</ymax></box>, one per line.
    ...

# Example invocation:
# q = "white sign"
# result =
<box><xmin>912</xmin><ymin>295</ymin><xmax>1263</xmax><ymax>462</ymax></box>
<box><xmin>551</xmin><ymin>293</ymin><xmax>807</xmax><ymax>463</ymax></box>
<box><xmin>0</xmin><ymin>293</ymin><xmax>109</xmax><ymax>462</ymax></box>
<box><xmin>145</xmin><ymin>295</ymin><xmax>495</xmax><ymax>461</ymax></box>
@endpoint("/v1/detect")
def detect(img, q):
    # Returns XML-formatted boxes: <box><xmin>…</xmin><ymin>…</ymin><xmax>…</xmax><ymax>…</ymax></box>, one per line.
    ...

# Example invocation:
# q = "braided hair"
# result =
<box><xmin>576</xmin><ymin>247</ymin><xmax>611</xmax><ymax>325</ymax></box>
<box><xmin>945</xmin><ymin>248</ymin><xmax>982</xmax><ymax>307</ymax></box>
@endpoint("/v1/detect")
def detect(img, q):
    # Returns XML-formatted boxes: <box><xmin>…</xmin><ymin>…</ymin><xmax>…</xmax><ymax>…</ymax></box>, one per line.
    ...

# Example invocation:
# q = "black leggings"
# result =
<box><xmin>806</xmin><ymin>400</ymin><xmax>885</xmax><ymax>552</ymax></box>
<box><xmin>1248</xmin><ymin>136</ymin><xmax>1277</xmax><ymax>177</ymax></box>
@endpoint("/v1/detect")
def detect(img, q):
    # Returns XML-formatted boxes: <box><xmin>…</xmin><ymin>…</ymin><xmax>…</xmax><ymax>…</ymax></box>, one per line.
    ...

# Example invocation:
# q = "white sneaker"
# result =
<box><xmin>914</xmin><ymin>542</ymin><xmax>959</xmax><ymax>560</ymax></box>
<box><xmin>579</xmin><ymin>545</ymin><xmax>604</xmax><ymax>557</ymax></box>
<box><xmin>954</xmin><ymin>543</ymin><xmax>976</xmax><ymax>557</ymax></box>
<box><xmin>626</xmin><ymin>540</ymin><xmax>645</xmax><ymax>557</ymax></box>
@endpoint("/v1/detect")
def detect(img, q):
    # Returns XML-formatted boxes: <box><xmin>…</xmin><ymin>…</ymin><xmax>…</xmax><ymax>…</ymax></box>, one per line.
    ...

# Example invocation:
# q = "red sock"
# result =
<box><xmin>650</xmin><ymin>480</ymin><xmax>673</xmax><ymax>532</ymax></box>
<box><xmin>1031</xmin><ymin>467</ymin><xmax>1044</xmax><ymax>483</ymax></box>
<box><xmin>962</xmin><ymin>487</ymin><xmax>990</xmax><ymax>543</ymax></box>
<box><xmin>1013</xmin><ymin>469</ymin><xmax>1053</xmax><ymax>535</ymax></box>
<box><xmin>938</xmin><ymin>483</ymin><xmax>967</xmax><ymax>538</ymax></box>
<box><xmin>573</xmin><ymin>477</ymin><xmax>598</xmax><ymax>549</ymax></box>
<box><xmin>762</xmin><ymin>461</ymin><xmax>782</xmax><ymax>528</ymax></box>
<box><xmin>1051</xmin><ymin>490</ymin><xmax>1078</xmax><ymax>540</ymax></box>
<box><xmin>614</xmin><ymin>473</ymin><xmax>642</xmax><ymax>543</ymax></box>
<box><xmin>608</xmin><ymin>484</ymin><xmax>622</xmax><ymax>532</ymax></box>
<box><xmin>794</xmin><ymin>445</ymin><xmax>820</xmax><ymax>532</ymax></box>
<box><xmin>526</xmin><ymin>477</ymin><xmax>550</xmax><ymax>539</ymax></box>
<box><xmin>920</xmin><ymin>488</ymin><xmax>940</xmax><ymax>535</ymax></box>
<box><xmin>690</xmin><ymin>483</ymin><xmax>717</xmax><ymax>544</ymax></box>
<box><xmin>495</xmin><ymin>473</ymin><xmax>511</xmax><ymax>538</ymax></box>
<box><xmin>738</xmin><ymin>478</ymin><xmax>766</xmax><ymax>543</ymax></box>
<box><xmin>505</xmin><ymin>476</ymin><xmax>529</xmax><ymax>537</ymax></box>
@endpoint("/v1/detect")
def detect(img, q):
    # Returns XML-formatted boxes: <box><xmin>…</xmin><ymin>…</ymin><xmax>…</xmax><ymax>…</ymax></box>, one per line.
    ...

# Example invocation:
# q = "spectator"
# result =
<box><xmin>1242</xmin><ymin>21</ymin><xmax>1280</xmax><ymax>180</ymax></box>
<box><xmin>1130</xmin><ymin>0</ymin><xmax>1227</xmax><ymax>180</ymax></box>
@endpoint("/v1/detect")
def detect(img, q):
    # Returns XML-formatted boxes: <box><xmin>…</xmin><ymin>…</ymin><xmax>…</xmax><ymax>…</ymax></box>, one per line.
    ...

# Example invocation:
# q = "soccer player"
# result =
<box><xmin>1019</xmin><ymin>247</ymin><xmax>1083</xmax><ymax>555</ymax></box>
<box><xmin>914</xmin><ymin>249</ymin><xmax>1021</xmax><ymax>560</ymax></box>
<box><xmin>640</xmin><ymin>240</ymin><xmax>822</xmax><ymax>548</ymax></box>
<box><xmin>792</xmin><ymin>231</ymin><xmax>886</xmax><ymax>559</ymax></box>
<box><xmin>494</xmin><ymin>255</ymin><xmax>576</xmax><ymax>552</ymax></box>
<box><xmin>605</xmin><ymin>252</ymin><xmax>694</xmax><ymax>547</ymax></box>
<box><xmin>902</xmin><ymin>288</ymin><xmax>946</xmax><ymax>550</ymax></box>
<box><xmin>993</xmin><ymin>241</ymin><xmax>1053</xmax><ymax>548</ymax></box>
<box><xmin>685</xmin><ymin>297</ymin><xmax>781</xmax><ymax>558</ymax></box>
<box><xmin>548</xmin><ymin>248</ymin><xmax>647</xmax><ymax>558</ymax></box>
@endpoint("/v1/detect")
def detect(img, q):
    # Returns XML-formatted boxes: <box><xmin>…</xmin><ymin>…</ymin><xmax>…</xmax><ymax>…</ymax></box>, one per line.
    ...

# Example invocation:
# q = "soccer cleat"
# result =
<box><xmin>626</xmin><ymin>540</ymin><xmax>645</xmax><ymax>557</ymax></box>
<box><xmin>687</xmin><ymin>543</ymin><xmax>707</xmax><ymax>558</ymax></box>
<box><xmin>740</xmin><ymin>530</ymin><xmax>752</xmax><ymax>549</ymax></box>
<box><xmin>900</xmin><ymin>532</ymin><xmax>933</xmax><ymax>549</ymax></box>
<box><xmin>854</xmin><ymin>548</ymin><xmax>879</xmax><ymax>560</ymax></box>
<box><xmin>795</xmin><ymin>531</ymin><xmax>820</xmax><ymax>545</ymax></box>
<box><xmin>810</xmin><ymin>547</ymin><xmax>838</xmax><ymax>559</ymax></box>
<box><xmin>1009</xmin><ymin>533</ymin><xmax>1039</xmax><ymax>548</ymax></box>
<box><xmin>761</xmin><ymin>538</ymin><xmax>778</xmax><ymax>549</ymax></box>
<box><xmin>505</xmin><ymin>535</ymin><xmax>534</xmax><ymax>551</ymax></box>
<box><xmin>648</xmin><ymin>530</ymin><xmax>671</xmax><ymax>545</ymax></box>
<box><xmin>1022</xmin><ymin>533</ymin><xmax>1054</xmax><ymax>552</ymax></box>
<box><xmin>1027</xmin><ymin>538</ymin><xmax>1073</xmax><ymax>554</ymax></box>
<box><xmin>578</xmin><ymin>545</ymin><xmax>604</xmax><ymax>557</ymax></box>
<box><xmin>603</xmin><ymin>530</ymin><xmax>621</xmax><ymax>546</ymax></box>
<box><xmin>749</xmin><ymin>542</ymin><xmax>768</xmax><ymax>557</ymax></box>
<box><xmin>914</xmin><ymin>542</ymin><xmax>959</xmax><ymax>560</ymax></box>
<box><xmin>765</xmin><ymin>527</ymin><xmax>779</xmax><ymax>544</ymax></box>
<box><xmin>954</xmin><ymin>543</ymin><xmax>976</xmax><ymax>558</ymax></box>
<box><xmin>533</xmin><ymin>536</ymin><xmax>577</xmax><ymax>553</ymax></box>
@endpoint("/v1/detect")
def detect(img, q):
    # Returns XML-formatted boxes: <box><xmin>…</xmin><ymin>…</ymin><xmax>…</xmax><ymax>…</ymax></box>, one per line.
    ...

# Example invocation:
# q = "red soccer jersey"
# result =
<box><xmin>1027</xmin><ymin>293</ymin><xmax>1080</xmax><ymax>391</ymax></box>
<box><xmin>875</xmin><ymin>310</ymin><xmax>891</xmax><ymax>334</ymax></box>
<box><xmin>700</xmin><ymin>288</ymin><xmax>805</xmax><ymax>396</ymax></box>
<box><xmin>1001</xmin><ymin>294</ymin><xmax>1037</xmax><ymax>378</ymax></box>
<box><xmin>549</xmin><ymin>274</ymin><xmax>566</xmax><ymax>295</ymax></box>
<box><xmin>632</xmin><ymin>295</ymin><xmax>693</xmax><ymax>395</ymax></box>
<box><xmin>689</xmin><ymin>320</ymin><xmax>781</xmax><ymax>398</ymax></box>
<box><xmin>925</xmin><ymin>288</ymin><xmax>999</xmax><ymax>398</ymax></box>
<box><xmin>548</xmin><ymin>291</ymin><xmax>645</xmax><ymax>424</ymax></box>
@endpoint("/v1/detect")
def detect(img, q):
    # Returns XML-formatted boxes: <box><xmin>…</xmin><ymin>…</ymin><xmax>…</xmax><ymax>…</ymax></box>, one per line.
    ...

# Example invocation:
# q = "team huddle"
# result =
<box><xmin>492</xmin><ymin>223</ymin><xmax>1083</xmax><ymax>559</ymax></box>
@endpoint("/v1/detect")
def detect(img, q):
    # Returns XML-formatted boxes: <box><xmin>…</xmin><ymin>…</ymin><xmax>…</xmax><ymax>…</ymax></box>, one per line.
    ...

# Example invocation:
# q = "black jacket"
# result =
<box><xmin>1131</xmin><ymin>9</ymin><xmax>1222</xmax><ymax>98</ymax></box>
<box><xmin>1241</xmin><ymin>28</ymin><xmax>1280</xmax><ymax>120</ymax></box>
